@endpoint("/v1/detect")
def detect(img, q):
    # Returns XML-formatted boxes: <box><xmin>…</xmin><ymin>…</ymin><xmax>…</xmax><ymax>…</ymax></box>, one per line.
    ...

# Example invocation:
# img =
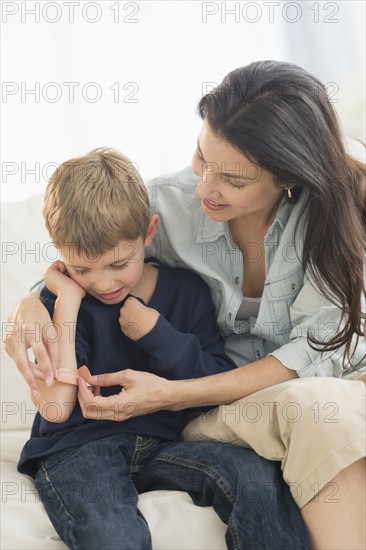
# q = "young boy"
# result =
<box><xmin>18</xmin><ymin>148</ymin><xmax>237</xmax><ymax>549</ymax></box>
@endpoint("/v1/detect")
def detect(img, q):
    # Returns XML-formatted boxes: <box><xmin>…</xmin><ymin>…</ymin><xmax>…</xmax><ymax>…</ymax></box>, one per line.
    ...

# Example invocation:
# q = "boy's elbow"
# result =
<box><xmin>33</xmin><ymin>398</ymin><xmax>74</xmax><ymax>423</ymax></box>
<box><xmin>46</xmin><ymin>410</ymin><xmax>72</xmax><ymax>424</ymax></box>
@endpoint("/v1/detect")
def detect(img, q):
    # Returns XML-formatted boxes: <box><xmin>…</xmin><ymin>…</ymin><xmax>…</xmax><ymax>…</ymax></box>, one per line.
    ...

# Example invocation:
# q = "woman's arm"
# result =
<box><xmin>167</xmin><ymin>355</ymin><xmax>298</xmax><ymax>410</ymax></box>
<box><xmin>77</xmin><ymin>355</ymin><xmax>297</xmax><ymax>421</ymax></box>
<box><xmin>5</xmin><ymin>291</ymin><xmax>59</xmax><ymax>398</ymax></box>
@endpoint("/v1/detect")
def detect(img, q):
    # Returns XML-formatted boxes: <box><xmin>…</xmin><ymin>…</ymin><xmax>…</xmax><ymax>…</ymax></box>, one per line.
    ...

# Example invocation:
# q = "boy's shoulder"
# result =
<box><xmin>150</xmin><ymin>258</ymin><xmax>211</xmax><ymax>297</ymax></box>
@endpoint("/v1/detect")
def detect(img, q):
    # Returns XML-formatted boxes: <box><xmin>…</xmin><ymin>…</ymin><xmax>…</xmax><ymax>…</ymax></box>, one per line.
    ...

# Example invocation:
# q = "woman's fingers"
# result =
<box><xmin>77</xmin><ymin>376</ymin><xmax>132</xmax><ymax>421</ymax></box>
<box><xmin>77</xmin><ymin>369</ymin><xmax>172</xmax><ymax>421</ymax></box>
<box><xmin>12</xmin><ymin>344</ymin><xmax>42</xmax><ymax>399</ymax></box>
<box><xmin>5</xmin><ymin>296</ymin><xmax>59</xmax><ymax>395</ymax></box>
<box><xmin>87</xmin><ymin>370</ymin><xmax>129</xmax><ymax>387</ymax></box>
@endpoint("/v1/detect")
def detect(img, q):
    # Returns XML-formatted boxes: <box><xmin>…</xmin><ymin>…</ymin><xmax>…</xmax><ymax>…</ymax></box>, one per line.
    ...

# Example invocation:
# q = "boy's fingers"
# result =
<box><xmin>120</xmin><ymin>322</ymin><xmax>139</xmax><ymax>339</ymax></box>
<box><xmin>57</xmin><ymin>260</ymin><xmax>67</xmax><ymax>273</ymax></box>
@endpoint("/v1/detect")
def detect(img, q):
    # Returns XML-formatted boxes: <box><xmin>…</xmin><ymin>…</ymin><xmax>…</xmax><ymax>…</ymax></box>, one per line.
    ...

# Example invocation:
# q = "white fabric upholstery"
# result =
<box><xmin>0</xmin><ymin>196</ymin><xmax>227</xmax><ymax>549</ymax></box>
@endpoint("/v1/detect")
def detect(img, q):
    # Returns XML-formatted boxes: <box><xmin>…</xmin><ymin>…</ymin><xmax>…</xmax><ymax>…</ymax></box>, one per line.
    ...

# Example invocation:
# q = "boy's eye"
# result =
<box><xmin>111</xmin><ymin>264</ymin><xmax>127</xmax><ymax>270</ymax></box>
<box><xmin>74</xmin><ymin>269</ymin><xmax>88</xmax><ymax>275</ymax></box>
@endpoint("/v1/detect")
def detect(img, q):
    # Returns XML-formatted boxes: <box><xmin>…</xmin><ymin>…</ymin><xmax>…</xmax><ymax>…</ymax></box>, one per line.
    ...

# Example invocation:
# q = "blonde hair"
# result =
<box><xmin>43</xmin><ymin>148</ymin><xmax>150</xmax><ymax>256</ymax></box>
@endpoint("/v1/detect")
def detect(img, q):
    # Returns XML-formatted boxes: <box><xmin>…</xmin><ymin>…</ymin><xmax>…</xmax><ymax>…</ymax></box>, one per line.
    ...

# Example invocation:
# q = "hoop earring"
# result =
<box><xmin>287</xmin><ymin>188</ymin><xmax>292</xmax><ymax>199</ymax></box>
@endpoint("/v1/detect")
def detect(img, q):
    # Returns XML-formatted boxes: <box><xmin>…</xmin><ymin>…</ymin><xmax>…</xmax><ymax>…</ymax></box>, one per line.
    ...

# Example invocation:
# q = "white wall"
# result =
<box><xmin>1</xmin><ymin>0</ymin><xmax>365</xmax><ymax>202</ymax></box>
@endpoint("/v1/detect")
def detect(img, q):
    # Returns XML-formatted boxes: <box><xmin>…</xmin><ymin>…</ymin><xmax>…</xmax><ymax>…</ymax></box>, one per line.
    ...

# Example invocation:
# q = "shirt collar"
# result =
<box><xmin>266</xmin><ymin>188</ymin><xmax>308</xmax><ymax>237</ymax></box>
<box><xmin>196</xmin><ymin>210</ymin><xmax>228</xmax><ymax>243</ymax></box>
<box><xmin>196</xmin><ymin>193</ymin><xmax>295</xmax><ymax>244</ymax></box>
<box><xmin>266</xmin><ymin>194</ymin><xmax>291</xmax><ymax>235</ymax></box>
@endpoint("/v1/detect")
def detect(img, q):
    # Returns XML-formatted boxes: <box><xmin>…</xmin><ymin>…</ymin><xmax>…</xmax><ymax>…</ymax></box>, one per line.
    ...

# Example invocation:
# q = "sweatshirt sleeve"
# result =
<box><xmin>135</xmin><ymin>274</ymin><xmax>237</xmax><ymax>380</ymax></box>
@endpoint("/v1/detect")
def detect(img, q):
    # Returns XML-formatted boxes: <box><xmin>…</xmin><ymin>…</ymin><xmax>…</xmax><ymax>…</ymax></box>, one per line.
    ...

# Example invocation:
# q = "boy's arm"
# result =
<box><xmin>138</xmin><ymin>315</ymin><xmax>236</xmax><ymax>380</ymax></box>
<box><xmin>120</xmin><ymin>286</ymin><xmax>236</xmax><ymax>381</ymax></box>
<box><xmin>32</xmin><ymin>262</ymin><xmax>84</xmax><ymax>423</ymax></box>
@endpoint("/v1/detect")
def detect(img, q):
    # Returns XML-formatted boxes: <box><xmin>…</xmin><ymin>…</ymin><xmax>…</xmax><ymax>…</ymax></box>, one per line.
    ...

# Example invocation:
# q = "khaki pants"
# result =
<box><xmin>182</xmin><ymin>375</ymin><xmax>366</xmax><ymax>508</ymax></box>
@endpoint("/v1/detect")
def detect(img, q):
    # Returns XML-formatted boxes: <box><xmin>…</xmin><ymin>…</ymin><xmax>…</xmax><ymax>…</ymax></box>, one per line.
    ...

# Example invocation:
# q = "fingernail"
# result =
<box><xmin>45</xmin><ymin>376</ymin><xmax>53</xmax><ymax>387</ymax></box>
<box><xmin>90</xmin><ymin>375</ymin><xmax>98</xmax><ymax>383</ymax></box>
<box><xmin>32</xmin><ymin>389</ymin><xmax>41</xmax><ymax>399</ymax></box>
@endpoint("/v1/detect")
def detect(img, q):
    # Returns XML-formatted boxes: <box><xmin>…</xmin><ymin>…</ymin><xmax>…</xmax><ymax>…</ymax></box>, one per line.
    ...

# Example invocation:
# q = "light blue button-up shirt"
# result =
<box><xmin>146</xmin><ymin>166</ymin><xmax>366</xmax><ymax>377</ymax></box>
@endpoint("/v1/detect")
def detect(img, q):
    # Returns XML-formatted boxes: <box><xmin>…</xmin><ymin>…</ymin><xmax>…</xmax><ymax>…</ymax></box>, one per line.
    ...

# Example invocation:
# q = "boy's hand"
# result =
<box><xmin>119</xmin><ymin>296</ymin><xmax>159</xmax><ymax>341</ymax></box>
<box><xmin>44</xmin><ymin>261</ymin><xmax>85</xmax><ymax>301</ymax></box>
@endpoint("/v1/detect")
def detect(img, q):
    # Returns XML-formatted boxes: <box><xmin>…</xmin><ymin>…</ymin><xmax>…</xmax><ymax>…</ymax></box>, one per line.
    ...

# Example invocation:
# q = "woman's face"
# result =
<box><xmin>192</xmin><ymin>122</ymin><xmax>285</xmax><ymax>224</ymax></box>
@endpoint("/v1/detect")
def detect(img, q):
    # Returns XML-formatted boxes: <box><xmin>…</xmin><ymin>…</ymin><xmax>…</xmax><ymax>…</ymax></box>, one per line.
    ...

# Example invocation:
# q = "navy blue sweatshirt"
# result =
<box><xmin>18</xmin><ymin>261</ymin><xmax>236</xmax><ymax>477</ymax></box>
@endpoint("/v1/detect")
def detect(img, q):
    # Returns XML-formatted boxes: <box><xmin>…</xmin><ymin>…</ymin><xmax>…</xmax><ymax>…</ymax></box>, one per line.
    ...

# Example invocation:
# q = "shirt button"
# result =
<box><xmin>234</xmin><ymin>276</ymin><xmax>240</xmax><ymax>285</ymax></box>
<box><xmin>255</xmin><ymin>350</ymin><xmax>261</xmax><ymax>360</ymax></box>
<box><xmin>228</xmin><ymin>313</ymin><xmax>232</xmax><ymax>321</ymax></box>
<box><xmin>291</xmin><ymin>283</ymin><xmax>297</xmax><ymax>292</ymax></box>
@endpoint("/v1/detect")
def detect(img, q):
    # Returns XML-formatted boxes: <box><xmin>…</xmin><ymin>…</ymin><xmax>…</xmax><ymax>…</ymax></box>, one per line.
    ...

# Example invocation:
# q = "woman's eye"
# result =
<box><xmin>195</xmin><ymin>149</ymin><xmax>204</xmax><ymax>160</ymax></box>
<box><xmin>74</xmin><ymin>269</ymin><xmax>88</xmax><ymax>275</ymax></box>
<box><xmin>111</xmin><ymin>264</ymin><xmax>127</xmax><ymax>270</ymax></box>
<box><xmin>228</xmin><ymin>181</ymin><xmax>245</xmax><ymax>189</ymax></box>
<box><xmin>222</xmin><ymin>175</ymin><xmax>245</xmax><ymax>189</ymax></box>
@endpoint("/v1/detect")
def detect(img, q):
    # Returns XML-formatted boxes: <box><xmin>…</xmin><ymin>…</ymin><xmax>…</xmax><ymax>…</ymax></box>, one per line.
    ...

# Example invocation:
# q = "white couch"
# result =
<box><xmin>0</xmin><ymin>195</ymin><xmax>227</xmax><ymax>549</ymax></box>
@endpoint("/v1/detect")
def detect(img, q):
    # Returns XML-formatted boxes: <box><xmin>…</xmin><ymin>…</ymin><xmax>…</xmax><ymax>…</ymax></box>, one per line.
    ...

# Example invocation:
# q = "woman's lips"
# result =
<box><xmin>202</xmin><ymin>198</ymin><xmax>230</xmax><ymax>211</ymax></box>
<box><xmin>97</xmin><ymin>288</ymin><xmax>125</xmax><ymax>300</ymax></box>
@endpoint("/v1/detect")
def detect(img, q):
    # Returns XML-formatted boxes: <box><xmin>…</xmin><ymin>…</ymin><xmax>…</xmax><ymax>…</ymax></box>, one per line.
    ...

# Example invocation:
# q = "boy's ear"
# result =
<box><xmin>144</xmin><ymin>215</ymin><xmax>159</xmax><ymax>247</ymax></box>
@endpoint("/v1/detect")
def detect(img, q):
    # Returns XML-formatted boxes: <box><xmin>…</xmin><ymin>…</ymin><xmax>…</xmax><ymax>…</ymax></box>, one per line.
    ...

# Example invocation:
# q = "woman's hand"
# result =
<box><xmin>5</xmin><ymin>294</ymin><xmax>59</xmax><ymax>398</ymax></box>
<box><xmin>44</xmin><ymin>261</ymin><xmax>85</xmax><ymax>300</ymax></box>
<box><xmin>77</xmin><ymin>369</ymin><xmax>173</xmax><ymax>421</ymax></box>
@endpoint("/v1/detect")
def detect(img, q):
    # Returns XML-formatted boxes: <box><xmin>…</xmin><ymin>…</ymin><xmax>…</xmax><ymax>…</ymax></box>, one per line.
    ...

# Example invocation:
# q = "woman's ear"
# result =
<box><xmin>144</xmin><ymin>215</ymin><xmax>159</xmax><ymax>247</ymax></box>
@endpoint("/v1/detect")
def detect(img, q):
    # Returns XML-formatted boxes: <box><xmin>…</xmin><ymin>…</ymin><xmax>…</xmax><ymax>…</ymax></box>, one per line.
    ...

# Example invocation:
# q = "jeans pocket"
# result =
<box><xmin>135</xmin><ymin>436</ymin><xmax>163</xmax><ymax>451</ymax></box>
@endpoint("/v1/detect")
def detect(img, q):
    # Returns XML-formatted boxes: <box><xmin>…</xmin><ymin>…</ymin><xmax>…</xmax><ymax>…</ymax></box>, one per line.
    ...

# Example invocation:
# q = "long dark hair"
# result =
<box><xmin>198</xmin><ymin>60</ymin><xmax>366</xmax><ymax>367</ymax></box>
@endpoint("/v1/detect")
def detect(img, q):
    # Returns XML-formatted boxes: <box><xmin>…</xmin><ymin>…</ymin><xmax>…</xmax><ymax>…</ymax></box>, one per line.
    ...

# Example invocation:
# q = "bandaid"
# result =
<box><xmin>55</xmin><ymin>365</ymin><xmax>92</xmax><ymax>386</ymax></box>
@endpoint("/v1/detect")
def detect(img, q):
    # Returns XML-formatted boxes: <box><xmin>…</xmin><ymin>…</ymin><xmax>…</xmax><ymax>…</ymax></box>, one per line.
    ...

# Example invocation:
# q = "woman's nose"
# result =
<box><xmin>196</xmin><ymin>175</ymin><xmax>221</xmax><ymax>200</ymax></box>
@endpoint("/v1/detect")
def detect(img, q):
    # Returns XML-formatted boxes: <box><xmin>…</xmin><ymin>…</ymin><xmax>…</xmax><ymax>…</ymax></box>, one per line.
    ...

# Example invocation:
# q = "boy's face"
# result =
<box><xmin>59</xmin><ymin>217</ymin><xmax>158</xmax><ymax>305</ymax></box>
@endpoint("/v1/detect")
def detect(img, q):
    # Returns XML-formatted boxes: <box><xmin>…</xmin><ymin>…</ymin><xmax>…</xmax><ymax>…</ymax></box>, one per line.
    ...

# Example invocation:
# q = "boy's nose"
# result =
<box><xmin>91</xmin><ymin>272</ymin><xmax>116</xmax><ymax>293</ymax></box>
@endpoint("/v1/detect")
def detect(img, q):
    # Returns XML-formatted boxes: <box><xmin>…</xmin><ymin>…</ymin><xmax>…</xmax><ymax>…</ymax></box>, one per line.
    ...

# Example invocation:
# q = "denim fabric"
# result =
<box><xmin>35</xmin><ymin>434</ymin><xmax>157</xmax><ymax>550</ymax></box>
<box><xmin>146</xmin><ymin>166</ymin><xmax>366</xmax><ymax>376</ymax></box>
<box><xmin>35</xmin><ymin>434</ymin><xmax>309</xmax><ymax>550</ymax></box>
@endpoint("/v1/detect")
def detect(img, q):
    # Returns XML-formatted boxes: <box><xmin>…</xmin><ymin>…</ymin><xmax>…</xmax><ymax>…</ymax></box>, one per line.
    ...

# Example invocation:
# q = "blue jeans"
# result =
<box><xmin>35</xmin><ymin>434</ymin><xmax>309</xmax><ymax>550</ymax></box>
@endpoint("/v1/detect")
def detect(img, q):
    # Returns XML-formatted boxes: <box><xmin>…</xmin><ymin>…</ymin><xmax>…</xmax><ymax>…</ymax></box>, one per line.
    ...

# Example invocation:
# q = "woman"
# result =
<box><xmin>6</xmin><ymin>60</ymin><xmax>366</xmax><ymax>549</ymax></box>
